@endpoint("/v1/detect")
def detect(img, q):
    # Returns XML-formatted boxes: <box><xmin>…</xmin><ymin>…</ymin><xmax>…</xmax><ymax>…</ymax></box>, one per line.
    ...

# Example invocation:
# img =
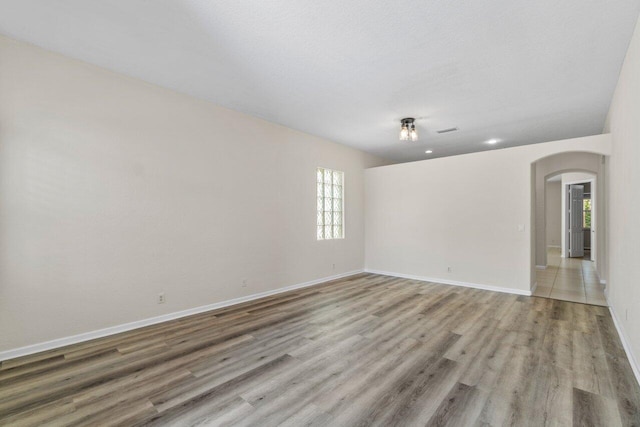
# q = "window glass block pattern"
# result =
<box><xmin>317</xmin><ymin>167</ymin><xmax>344</xmax><ymax>240</ymax></box>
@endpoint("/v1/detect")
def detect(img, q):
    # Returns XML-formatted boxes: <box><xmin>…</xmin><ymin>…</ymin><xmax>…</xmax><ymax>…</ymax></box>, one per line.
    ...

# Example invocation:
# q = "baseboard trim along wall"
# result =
<box><xmin>595</xmin><ymin>270</ymin><xmax>607</xmax><ymax>287</ymax></box>
<box><xmin>0</xmin><ymin>269</ymin><xmax>364</xmax><ymax>362</ymax></box>
<box><xmin>607</xmin><ymin>301</ymin><xmax>640</xmax><ymax>387</ymax></box>
<box><xmin>364</xmin><ymin>269</ymin><xmax>532</xmax><ymax>296</ymax></box>
<box><xmin>536</xmin><ymin>265</ymin><xmax>547</xmax><ymax>270</ymax></box>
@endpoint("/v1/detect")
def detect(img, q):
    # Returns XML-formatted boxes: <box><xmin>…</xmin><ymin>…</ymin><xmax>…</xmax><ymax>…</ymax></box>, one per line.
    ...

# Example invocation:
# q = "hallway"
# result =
<box><xmin>533</xmin><ymin>248</ymin><xmax>607</xmax><ymax>306</ymax></box>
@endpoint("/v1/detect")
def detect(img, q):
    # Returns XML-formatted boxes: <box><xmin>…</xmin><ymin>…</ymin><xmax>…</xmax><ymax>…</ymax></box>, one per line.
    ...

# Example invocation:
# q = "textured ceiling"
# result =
<box><xmin>1</xmin><ymin>0</ymin><xmax>639</xmax><ymax>162</ymax></box>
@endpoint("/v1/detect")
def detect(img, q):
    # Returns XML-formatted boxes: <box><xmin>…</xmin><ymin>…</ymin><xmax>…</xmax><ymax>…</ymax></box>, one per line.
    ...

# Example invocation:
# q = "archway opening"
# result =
<box><xmin>530</xmin><ymin>152</ymin><xmax>607</xmax><ymax>306</ymax></box>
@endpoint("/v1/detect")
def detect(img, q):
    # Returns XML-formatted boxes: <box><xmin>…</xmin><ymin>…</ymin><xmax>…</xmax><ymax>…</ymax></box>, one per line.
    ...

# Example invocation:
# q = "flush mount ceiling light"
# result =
<box><xmin>399</xmin><ymin>118</ymin><xmax>418</xmax><ymax>142</ymax></box>
<box><xmin>425</xmin><ymin>150</ymin><xmax>433</xmax><ymax>154</ymax></box>
<box><xmin>486</xmin><ymin>138</ymin><xmax>500</xmax><ymax>145</ymax></box>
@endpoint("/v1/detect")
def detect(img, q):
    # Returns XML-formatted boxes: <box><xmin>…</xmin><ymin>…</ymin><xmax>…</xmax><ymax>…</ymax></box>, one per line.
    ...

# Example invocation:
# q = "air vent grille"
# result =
<box><xmin>436</xmin><ymin>127</ymin><xmax>458</xmax><ymax>134</ymax></box>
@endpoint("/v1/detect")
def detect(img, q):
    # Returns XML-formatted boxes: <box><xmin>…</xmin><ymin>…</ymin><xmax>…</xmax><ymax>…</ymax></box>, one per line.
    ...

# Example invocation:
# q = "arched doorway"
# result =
<box><xmin>530</xmin><ymin>152</ymin><xmax>607</xmax><ymax>305</ymax></box>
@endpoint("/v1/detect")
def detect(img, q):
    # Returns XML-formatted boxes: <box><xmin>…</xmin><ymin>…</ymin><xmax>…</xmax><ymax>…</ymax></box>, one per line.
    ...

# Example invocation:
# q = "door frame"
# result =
<box><xmin>567</xmin><ymin>184</ymin><xmax>585</xmax><ymax>258</ymax></box>
<box><xmin>562</xmin><ymin>177</ymin><xmax>596</xmax><ymax>261</ymax></box>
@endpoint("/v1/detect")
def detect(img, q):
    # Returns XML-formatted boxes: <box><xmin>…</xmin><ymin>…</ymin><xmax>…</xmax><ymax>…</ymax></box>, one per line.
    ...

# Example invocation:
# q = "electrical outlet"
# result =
<box><xmin>158</xmin><ymin>292</ymin><xmax>165</xmax><ymax>304</ymax></box>
<box><xmin>242</xmin><ymin>279</ymin><xmax>248</xmax><ymax>288</ymax></box>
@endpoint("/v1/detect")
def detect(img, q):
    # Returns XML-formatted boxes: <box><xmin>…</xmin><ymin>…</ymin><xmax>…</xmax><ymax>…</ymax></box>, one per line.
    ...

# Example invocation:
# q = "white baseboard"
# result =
<box><xmin>536</xmin><ymin>265</ymin><xmax>547</xmax><ymax>270</ymax></box>
<box><xmin>0</xmin><ymin>269</ymin><xmax>363</xmax><ymax>362</ymax></box>
<box><xmin>547</xmin><ymin>245</ymin><xmax>561</xmax><ymax>249</ymax></box>
<box><xmin>606</xmin><ymin>298</ymin><xmax>640</xmax><ymax>387</ymax></box>
<box><xmin>364</xmin><ymin>269</ymin><xmax>531</xmax><ymax>296</ymax></box>
<box><xmin>530</xmin><ymin>281</ymin><xmax>538</xmax><ymax>294</ymax></box>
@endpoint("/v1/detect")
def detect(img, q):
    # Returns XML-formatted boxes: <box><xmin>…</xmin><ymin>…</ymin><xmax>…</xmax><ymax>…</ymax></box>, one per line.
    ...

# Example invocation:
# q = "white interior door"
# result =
<box><xmin>569</xmin><ymin>184</ymin><xmax>584</xmax><ymax>258</ymax></box>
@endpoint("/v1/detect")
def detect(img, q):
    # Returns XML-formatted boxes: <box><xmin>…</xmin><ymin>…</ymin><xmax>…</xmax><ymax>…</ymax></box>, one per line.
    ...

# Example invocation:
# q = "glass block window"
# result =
<box><xmin>317</xmin><ymin>167</ymin><xmax>344</xmax><ymax>240</ymax></box>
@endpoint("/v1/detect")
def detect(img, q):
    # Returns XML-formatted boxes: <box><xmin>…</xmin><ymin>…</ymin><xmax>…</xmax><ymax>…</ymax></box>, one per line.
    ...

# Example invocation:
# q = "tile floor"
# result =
<box><xmin>533</xmin><ymin>247</ymin><xmax>607</xmax><ymax>306</ymax></box>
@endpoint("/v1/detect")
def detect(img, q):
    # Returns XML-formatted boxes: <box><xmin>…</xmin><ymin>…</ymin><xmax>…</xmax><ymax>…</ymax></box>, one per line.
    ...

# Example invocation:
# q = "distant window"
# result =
<box><xmin>583</xmin><ymin>198</ymin><xmax>592</xmax><ymax>228</ymax></box>
<box><xmin>317</xmin><ymin>168</ymin><xmax>344</xmax><ymax>240</ymax></box>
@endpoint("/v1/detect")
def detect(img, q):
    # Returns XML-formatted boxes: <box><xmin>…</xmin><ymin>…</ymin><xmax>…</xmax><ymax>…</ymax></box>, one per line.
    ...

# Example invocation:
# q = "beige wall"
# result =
<box><xmin>545</xmin><ymin>181</ymin><xmax>562</xmax><ymax>248</ymax></box>
<box><xmin>604</xmin><ymin>16</ymin><xmax>640</xmax><ymax>376</ymax></box>
<box><xmin>365</xmin><ymin>134</ymin><xmax>610</xmax><ymax>294</ymax></box>
<box><xmin>0</xmin><ymin>36</ymin><xmax>388</xmax><ymax>353</ymax></box>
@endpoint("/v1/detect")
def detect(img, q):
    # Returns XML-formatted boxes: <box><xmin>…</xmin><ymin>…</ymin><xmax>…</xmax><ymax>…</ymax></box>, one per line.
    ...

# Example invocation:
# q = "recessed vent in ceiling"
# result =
<box><xmin>436</xmin><ymin>127</ymin><xmax>459</xmax><ymax>134</ymax></box>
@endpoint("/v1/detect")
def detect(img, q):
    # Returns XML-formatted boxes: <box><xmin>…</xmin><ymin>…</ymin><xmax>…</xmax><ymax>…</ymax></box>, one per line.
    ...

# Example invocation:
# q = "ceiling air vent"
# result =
<box><xmin>436</xmin><ymin>127</ymin><xmax>459</xmax><ymax>134</ymax></box>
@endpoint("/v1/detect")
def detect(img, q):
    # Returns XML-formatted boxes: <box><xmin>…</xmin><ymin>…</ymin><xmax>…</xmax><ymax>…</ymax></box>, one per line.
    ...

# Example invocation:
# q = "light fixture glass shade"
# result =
<box><xmin>400</xmin><ymin>118</ymin><xmax>418</xmax><ymax>142</ymax></box>
<box><xmin>399</xmin><ymin>125</ymin><xmax>409</xmax><ymax>141</ymax></box>
<box><xmin>409</xmin><ymin>124</ymin><xmax>418</xmax><ymax>141</ymax></box>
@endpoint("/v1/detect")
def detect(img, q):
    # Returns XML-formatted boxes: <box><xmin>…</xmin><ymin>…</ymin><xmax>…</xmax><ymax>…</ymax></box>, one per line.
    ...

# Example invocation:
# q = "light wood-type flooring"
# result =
<box><xmin>1</xmin><ymin>273</ymin><xmax>639</xmax><ymax>426</ymax></box>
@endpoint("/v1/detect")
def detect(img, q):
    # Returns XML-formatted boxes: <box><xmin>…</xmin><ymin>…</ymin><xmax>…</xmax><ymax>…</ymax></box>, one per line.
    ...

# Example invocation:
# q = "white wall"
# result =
<box><xmin>0</xmin><ymin>36</ymin><xmax>388</xmax><ymax>354</ymax></box>
<box><xmin>562</xmin><ymin>172</ymin><xmax>597</xmax><ymax>182</ymax></box>
<box><xmin>545</xmin><ymin>181</ymin><xmax>562</xmax><ymax>247</ymax></box>
<box><xmin>365</xmin><ymin>134</ymin><xmax>611</xmax><ymax>294</ymax></box>
<box><xmin>604</xmin><ymin>16</ymin><xmax>640</xmax><ymax>377</ymax></box>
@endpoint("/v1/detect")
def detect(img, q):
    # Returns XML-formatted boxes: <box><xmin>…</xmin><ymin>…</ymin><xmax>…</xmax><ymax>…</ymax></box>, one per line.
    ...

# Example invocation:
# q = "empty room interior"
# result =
<box><xmin>1</xmin><ymin>1</ymin><xmax>640</xmax><ymax>426</ymax></box>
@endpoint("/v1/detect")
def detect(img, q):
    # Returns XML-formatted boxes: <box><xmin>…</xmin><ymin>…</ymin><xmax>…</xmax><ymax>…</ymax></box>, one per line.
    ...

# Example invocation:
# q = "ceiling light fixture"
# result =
<box><xmin>425</xmin><ymin>150</ymin><xmax>433</xmax><ymax>154</ymax></box>
<box><xmin>486</xmin><ymin>138</ymin><xmax>499</xmax><ymax>145</ymax></box>
<box><xmin>400</xmin><ymin>118</ymin><xmax>418</xmax><ymax>142</ymax></box>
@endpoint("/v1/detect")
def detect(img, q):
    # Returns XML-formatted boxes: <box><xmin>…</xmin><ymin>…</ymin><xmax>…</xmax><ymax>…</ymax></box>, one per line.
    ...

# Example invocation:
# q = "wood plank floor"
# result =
<box><xmin>1</xmin><ymin>273</ymin><xmax>639</xmax><ymax>426</ymax></box>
